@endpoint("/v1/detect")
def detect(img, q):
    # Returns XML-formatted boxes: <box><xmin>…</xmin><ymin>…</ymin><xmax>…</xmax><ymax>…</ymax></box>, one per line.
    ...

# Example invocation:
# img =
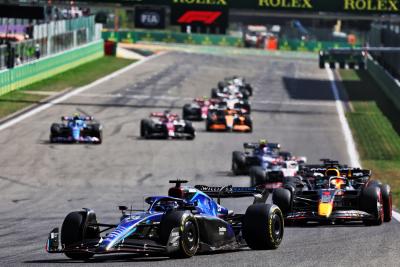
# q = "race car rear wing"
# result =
<box><xmin>194</xmin><ymin>185</ymin><xmax>268</xmax><ymax>204</ymax></box>
<box><xmin>150</xmin><ymin>112</ymin><xmax>179</xmax><ymax>118</ymax></box>
<box><xmin>300</xmin><ymin>167</ymin><xmax>371</xmax><ymax>178</ymax></box>
<box><xmin>61</xmin><ymin>116</ymin><xmax>93</xmax><ymax>121</ymax></box>
<box><xmin>243</xmin><ymin>142</ymin><xmax>281</xmax><ymax>150</ymax></box>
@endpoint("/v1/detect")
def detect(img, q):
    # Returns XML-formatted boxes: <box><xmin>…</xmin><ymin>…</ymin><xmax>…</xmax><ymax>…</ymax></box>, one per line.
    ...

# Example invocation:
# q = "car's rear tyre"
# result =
<box><xmin>380</xmin><ymin>184</ymin><xmax>392</xmax><ymax>222</ymax></box>
<box><xmin>272</xmin><ymin>188</ymin><xmax>292</xmax><ymax>216</ymax></box>
<box><xmin>50</xmin><ymin>123</ymin><xmax>62</xmax><ymax>142</ymax></box>
<box><xmin>92</xmin><ymin>124</ymin><xmax>102</xmax><ymax>144</ymax></box>
<box><xmin>211</xmin><ymin>88</ymin><xmax>219</xmax><ymax>99</ymax></box>
<box><xmin>182</xmin><ymin>104</ymin><xmax>192</xmax><ymax>120</ymax></box>
<box><xmin>250</xmin><ymin>166</ymin><xmax>267</xmax><ymax>186</ymax></box>
<box><xmin>243</xmin><ymin>204</ymin><xmax>284</xmax><ymax>250</ymax></box>
<box><xmin>232</xmin><ymin>151</ymin><xmax>246</xmax><ymax>175</ymax></box>
<box><xmin>361</xmin><ymin>185</ymin><xmax>384</xmax><ymax>226</ymax></box>
<box><xmin>245</xmin><ymin>84</ymin><xmax>253</xmax><ymax>96</ymax></box>
<box><xmin>160</xmin><ymin>211</ymin><xmax>199</xmax><ymax>258</ymax></box>
<box><xmin>61</xmin><ymin>211</ymin><xmax>98</xmax><ymax>260</ymax></box>
<box><xmin>184</xmin><ymin>121</ymin><xmax>196</xmax><ymax>140</ymax></box>
<box><xmin>140</xmin><ymin>119</ymin><xmax>153</xmax><ymax>139</ymax></box>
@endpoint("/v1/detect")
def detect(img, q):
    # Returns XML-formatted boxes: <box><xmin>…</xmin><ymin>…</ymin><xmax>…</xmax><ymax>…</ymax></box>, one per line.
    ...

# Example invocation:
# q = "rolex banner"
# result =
<box><xmin>93</xmin><ymin>0</ymin><xmax>400</xmax><ymax>15</ymax></box>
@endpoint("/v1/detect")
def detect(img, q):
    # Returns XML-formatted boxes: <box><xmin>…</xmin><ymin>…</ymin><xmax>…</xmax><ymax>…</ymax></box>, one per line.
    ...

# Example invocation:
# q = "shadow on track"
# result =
<box><xmin>24</xmin><ymin>249</ymin><xmax>247</xmax><ymax>264</ymax></box>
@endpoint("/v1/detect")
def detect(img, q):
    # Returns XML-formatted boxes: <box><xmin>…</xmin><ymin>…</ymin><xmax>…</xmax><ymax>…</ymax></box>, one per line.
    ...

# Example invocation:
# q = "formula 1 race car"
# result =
<box><xmin>46</xmin><ymin>180</ymin><xmax>284</xmax><ymax>260</ymax></box>
<box><xmin>232</xmin><ymin>141</ymin><xmax>306</xmax><ymax>184</ymax></box>
<box><xmin>206</xmin><ymin>108</ymin><xmax>252</xmax><ymax>132</ymax></box>
<box><xmin>216</xmin><ymin>76</ymin><xmax>253</xmax><ymax>98</ymax></box>
<box><xmin>50</xmin><ymin>114</ymin><xmax>102</xmax><ymax>144</ymax></box>
<box><xmin>140</xmin><ymin>111</ymin><xmax>195</xmax><ymax>140</ymax></box>
<box><xmin>182</xmin><ymin>97</ymin><xmax>220</xmax><ymax>121</ymax></box>
<box><xmin>272</xmin><ymin>161</ymin><xmax>392</xmax><ymax>226</ymax></box>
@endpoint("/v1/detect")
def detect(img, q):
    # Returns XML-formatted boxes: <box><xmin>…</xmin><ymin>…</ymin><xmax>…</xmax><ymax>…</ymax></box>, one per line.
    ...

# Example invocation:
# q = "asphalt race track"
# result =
<box><xmin>0</xmin><ymin>52</ymin><xmax>399</xmax><ymax>266</ymax></box>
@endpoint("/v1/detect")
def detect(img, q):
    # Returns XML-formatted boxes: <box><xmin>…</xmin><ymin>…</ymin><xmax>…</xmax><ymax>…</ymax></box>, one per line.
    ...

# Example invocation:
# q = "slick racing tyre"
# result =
<box><xmin>380</xmin><ymin>184</ymin><xmax>392</xmax><ymax>222</ymax></box>
<box><xmin>211</xmin><ymin>88</ymin><xmax>219</xmax><ymax>99</ymax></box>
<box><xmin>50</xmin><ymin>123</ymin><xmax>61</xmax><ymax>142</ymax></box>
<box><xmin>92</xmin><ymin>124</ymin><xmax>102</xmax><ymax>144</ymax></box>
<box><xmin>182</xmin><ymin>104</ymin><xmax>192</xmax><ymax>120</ymax></box>
<box><xmin>184</xmin><ymin>121</ymin><xmax>196</xmax><ymax>140</ymax></box>
<box><xmin>140</xmin><ymin>119</ymin><xmax>153</xmax><ymax>139</ymax></box>
<box><xmin>61</xmin><ymin>211</ymin><xmax>99</xmax><ymax>260</ymax></box>
<box><xmin>160</xmin><ymin>210</ymin><xmax>199</xmax><ymax>258</ymax></box>
<box><xmin>243</xmin><ymin>204</ymin><xmax>284</xmax><ymax>250</ymax></box>
<box><xmin>232</xmin><ymin>151</ymin><xmax>246</xmax><ymax>175</ymax></box>
<box><xmin>272</xmin><ymin>188</ymin><xmax>292</xmax><ymax>216</ymax></box>
<box><xmin>361</xmin><ymin>185</ymin><xmax>384</xmax><ymax>226</ymax></box>
<box><xmin>249</xmin><ymin>166</ymin><xmax>267</xmax><ymax>186</ymax></box>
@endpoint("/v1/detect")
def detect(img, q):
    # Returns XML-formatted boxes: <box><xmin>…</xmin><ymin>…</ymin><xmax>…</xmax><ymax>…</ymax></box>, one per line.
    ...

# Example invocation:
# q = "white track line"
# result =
<box><xmin>0</xmin><ymin>52</ymin><xmax>165</xmax><ymax>132</ymax></box>
<box><xmin>326</xmin><ymin>66</ymin><xmax>400</xmax><ymax>222</ymax></box>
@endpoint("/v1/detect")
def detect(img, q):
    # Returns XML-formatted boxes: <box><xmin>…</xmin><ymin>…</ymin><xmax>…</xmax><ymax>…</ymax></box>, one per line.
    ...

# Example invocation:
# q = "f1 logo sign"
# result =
<box><xmin>178</xmin><ymin>11</ymin><xmax>222</xmax><ymax>24</ymax></box>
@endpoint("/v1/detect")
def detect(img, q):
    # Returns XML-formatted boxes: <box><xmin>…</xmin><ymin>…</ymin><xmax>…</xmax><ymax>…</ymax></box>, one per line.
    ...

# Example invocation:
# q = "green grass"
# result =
<box><xmin>0</xmin><ymin>56</ymin><xmax>134</xmax><ymax>118</ymax></box>
<box><xmin>339</xmin><ymin>69</ymin><xmax>400</xmax><ymax>207</ymax></box>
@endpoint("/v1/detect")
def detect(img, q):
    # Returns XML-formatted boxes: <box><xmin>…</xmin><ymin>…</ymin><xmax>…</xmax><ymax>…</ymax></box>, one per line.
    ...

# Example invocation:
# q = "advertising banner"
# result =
<box><xmin>171</xmin><ymin>2</ymin><xmax>228</xmax><ymax>28</ymax></box>
<box><xmin>81</xmin><ymin>0</ymin><xmax>400</xmax><ymax>15</ymax></box>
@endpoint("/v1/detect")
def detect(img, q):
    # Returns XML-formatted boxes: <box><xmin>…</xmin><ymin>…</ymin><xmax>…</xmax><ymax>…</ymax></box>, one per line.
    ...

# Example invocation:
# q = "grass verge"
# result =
<box><xmin>0</xmin><ymin>56</ymin><xmax>134</xmax><ymax>119</ymax></box>
<box><xmin>339</xmin><ymin>69</ymin><xmax>400</xmax><ymax>208</ymax></box>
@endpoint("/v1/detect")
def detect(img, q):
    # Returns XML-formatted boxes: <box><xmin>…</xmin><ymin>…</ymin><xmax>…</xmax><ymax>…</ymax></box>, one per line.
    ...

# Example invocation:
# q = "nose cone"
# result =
<box><xmin>72</xmin><ymin>127</ymin><xmax>80</xmax><ymax>140</ymax></box>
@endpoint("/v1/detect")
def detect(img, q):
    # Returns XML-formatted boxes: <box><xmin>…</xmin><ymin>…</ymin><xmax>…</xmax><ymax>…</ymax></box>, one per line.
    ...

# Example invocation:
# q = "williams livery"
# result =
<box><xmin>272</xmin><ymin>161</ymin><xmax>392</xmax><ymax>225</ymax></box>
<box><xmin>46</xmin><ymin>180</ymin><xmax>284</xmax><ymax>259</ymax></box>
<box><xmin>50</xmin><ymin>114</ymin><xmax>102</xmax><ymax>144</ymax></box>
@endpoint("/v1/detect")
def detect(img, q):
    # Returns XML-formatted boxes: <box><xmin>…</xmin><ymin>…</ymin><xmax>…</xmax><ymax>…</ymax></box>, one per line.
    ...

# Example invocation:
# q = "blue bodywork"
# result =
<box><xmin>50</xmin><ymin>116</ymin><xmax>101</xmax><ymax>143</ymax></box>
<box><xmin>96</xmin><ymin>188</ymin><xmax>231</xmax><ymax>252</ymax></box>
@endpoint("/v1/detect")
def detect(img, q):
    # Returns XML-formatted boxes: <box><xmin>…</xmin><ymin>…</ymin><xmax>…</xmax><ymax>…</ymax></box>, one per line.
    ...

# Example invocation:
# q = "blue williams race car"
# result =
<box><xmin>46</xmin><ymin>180</ymin><xmax>284</xmax><ymax>259</ymax></box>
<box><xmin>50</xmin><ymin>113</ymin><xmax>102</xmax><ymax>144</ymax></box>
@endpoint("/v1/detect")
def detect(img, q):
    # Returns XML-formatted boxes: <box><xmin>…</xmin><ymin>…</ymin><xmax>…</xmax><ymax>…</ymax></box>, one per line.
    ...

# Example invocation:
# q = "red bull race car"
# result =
<box><xmin>272</xmin><ymin>161</ymin><xmax>392</xmax><ymax>226</ymax></box>
<box><xmin>140</xmin><ymin>111</ymin><xmax>196</xmax><ymax>140</ymax></box>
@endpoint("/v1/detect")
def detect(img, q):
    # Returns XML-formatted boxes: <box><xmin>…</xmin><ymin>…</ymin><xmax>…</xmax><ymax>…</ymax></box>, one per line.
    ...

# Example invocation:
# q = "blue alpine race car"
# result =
<box><xmin>50</xmin><ymin>114</ymin><xmax>102</xmax><ymax>144</ymax></box>
<box><xmin>46</xmin><ymin>180</ymin><xmax>284</xmax><ymax>259</ymax></box>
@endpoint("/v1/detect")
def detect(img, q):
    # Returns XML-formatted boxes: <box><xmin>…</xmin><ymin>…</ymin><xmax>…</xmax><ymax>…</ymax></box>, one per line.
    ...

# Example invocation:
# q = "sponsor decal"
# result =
<box><xmin>218</xmin><ymin>226</ymin><xmax>226</xmax><ymax>235</ymax></box>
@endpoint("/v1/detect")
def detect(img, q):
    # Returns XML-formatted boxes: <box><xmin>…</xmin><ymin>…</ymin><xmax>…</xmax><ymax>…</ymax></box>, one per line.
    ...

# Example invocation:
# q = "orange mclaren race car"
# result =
<box><xmin>206</xmin><ymin>108</ymin><xmax>252</xmax><ymax>132</ymax></box>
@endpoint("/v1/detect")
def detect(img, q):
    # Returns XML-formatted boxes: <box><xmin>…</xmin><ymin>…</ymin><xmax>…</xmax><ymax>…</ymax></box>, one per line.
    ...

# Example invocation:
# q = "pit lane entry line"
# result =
<box><xmin>326</xmin><ymin>66</ymin><xmax>400</xmax><ymax>223</ymax></box>
<box><xmin>0</xmin><ymin>52</ymin><xmax>165</xmax><ymax>133</ymax></box>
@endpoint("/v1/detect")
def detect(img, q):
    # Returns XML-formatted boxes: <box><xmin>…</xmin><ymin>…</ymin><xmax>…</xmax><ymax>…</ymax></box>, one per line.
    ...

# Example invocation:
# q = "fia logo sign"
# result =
<box><xmin>140</xmin><ymin>12</ymin><xmax>160</xmax><ymax>26</ymax></box>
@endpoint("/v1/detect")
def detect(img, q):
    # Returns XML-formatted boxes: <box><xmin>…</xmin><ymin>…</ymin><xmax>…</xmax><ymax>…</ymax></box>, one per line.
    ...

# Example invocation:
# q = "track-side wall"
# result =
<box><xmin>367</xmin><ymin>56</ymin><xmax>400</xmax><ymax>112</ymax></box>
<box><xmin>0</xmin><ymin>40</ymin><xmax>104</xmax><ymax>96</ymax></box>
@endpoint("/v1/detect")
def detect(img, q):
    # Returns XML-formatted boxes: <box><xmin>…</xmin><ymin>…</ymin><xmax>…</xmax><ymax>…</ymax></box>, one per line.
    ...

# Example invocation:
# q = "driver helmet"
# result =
<box><xmin>259</xmin><ymin>139</ymin><xmax>267</xmax><ymax>149</ymax></box>
<box><xmin>73</xmin><ymin>112</ymin><xmax>80</xmax><ymax>120</ymax></box>
<box><xmin>233</xmin><ymin>78</ymin><xmax>243</xmax><ymax>86</ymax></box>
